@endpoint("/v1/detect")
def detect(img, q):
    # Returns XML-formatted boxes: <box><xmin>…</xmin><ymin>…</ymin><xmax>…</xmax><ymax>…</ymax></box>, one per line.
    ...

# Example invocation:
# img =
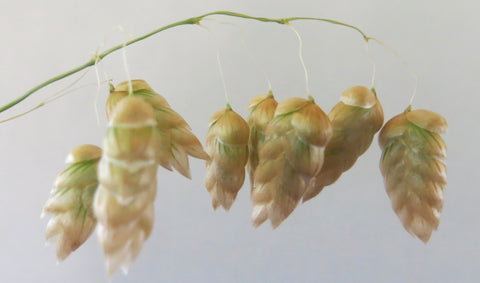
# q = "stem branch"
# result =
<box><xmin>0</xmin><ymin>10</ymin><xmax>371</xmax><ymax>114</ymax></box>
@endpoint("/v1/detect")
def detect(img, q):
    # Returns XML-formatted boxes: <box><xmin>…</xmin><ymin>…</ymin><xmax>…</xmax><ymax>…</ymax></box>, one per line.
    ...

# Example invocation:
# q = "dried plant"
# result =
<box><xmin>251</xmin><ymin>97</ymin><xmax>332</xmax><ymax>228</ymax></box>
<box><xmin>107</xmin><ymin>80</ymin><xmax>209</xmax><ymax>178</ymax></box>
<box><xmin>379</xmin><ymin>108</ymin><xmax>447</xmax><ymax>243</ymax></box>
<box><xmin>303</xmin><ymin>86</ymin><xmax>384</xmax><ymax>202</ymax></box>
<box><xmin>43</xmin><ymin>144</ymin><xmax>102</xmax><ymax>261</ymax></box>
<box><xmin>247</xmin><ymin>93</ymin><xmax>278</xmax><ymax>190</ymax></box>
<box><xmin>205</xmin><ymin>107</ymin><xmax>250</xmax><ymax>210</ymax></box>
<box><xmin>94</xmin><ymin>96</ymin><xmax>159</xmax><ymax>275</ymax></box>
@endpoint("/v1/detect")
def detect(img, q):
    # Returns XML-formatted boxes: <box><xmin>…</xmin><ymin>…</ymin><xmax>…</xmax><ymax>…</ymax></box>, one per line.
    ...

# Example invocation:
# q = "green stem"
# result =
<box><xmin>0</xmin><ymin>10</ymin><xmax>371</xmax><ymax>114</ymax></box>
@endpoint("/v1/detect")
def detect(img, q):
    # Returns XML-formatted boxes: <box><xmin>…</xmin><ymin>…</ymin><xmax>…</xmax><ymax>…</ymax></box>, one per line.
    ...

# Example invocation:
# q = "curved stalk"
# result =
<box><xmin>0</xmin><ymin>10</ymin><xmax>372</xmax><ymax>115</ymax></box>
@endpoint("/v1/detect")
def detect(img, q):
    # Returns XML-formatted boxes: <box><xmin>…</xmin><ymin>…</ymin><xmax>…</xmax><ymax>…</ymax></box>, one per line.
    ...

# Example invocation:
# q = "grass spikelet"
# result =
<box><xmin>303</xmin><ymin>86</ymin><xmax>384</xmax><ymax>202</ymax></box>
<box><xmin>252</xmin><ymin>97</ymin><xmax>332</xmax><ymax>228</ymax></box>
<box><xmin>107</xmin><ymin>80</ymin><xmax>209</xmax><ymax>179</ymax></box>
<box><xmin>379</xmin><ymin>108</ymin><xmax>447</xmax><ymax>243</ymax></box>
<box><xmin>94</xmin><ymin>96</ymin><xmax>159</xmax><ymax>276</ymax></box>
<box><xmin>247</xmin><ymin>93</ymin><xmax>278</xmax><ymax>191</ymax></box>
<box><xmin>43</xmin><ymin>144</ymin><xmax>102</xmax><ymax>261</ymax></box>
<box><xmin>205</xmin><ymin>107</ymin><xmax>249</xmax><ymax>210</ymax></box>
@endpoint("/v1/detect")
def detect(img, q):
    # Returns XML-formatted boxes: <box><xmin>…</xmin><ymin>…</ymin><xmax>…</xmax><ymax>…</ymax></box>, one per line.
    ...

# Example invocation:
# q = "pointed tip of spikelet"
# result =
<box><xmin>251</xmin><ymin>204</ymin><xmax>271</xmax><ymax>228</ymax></box>
<box><xmin>301</xmin><ymin>186</ymin><xmax>325</xmax><ymax>203</ymax></box>
<box><xmin>211</xmin><ymin>189</ymin><xmax>236</xmax><ymax>211</ymax></box>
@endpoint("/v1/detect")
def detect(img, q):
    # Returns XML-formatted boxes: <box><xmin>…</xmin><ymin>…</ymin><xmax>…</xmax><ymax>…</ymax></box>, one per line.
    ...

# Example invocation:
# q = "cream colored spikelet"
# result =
<box><xmin>205</xmin><ymin>107</ymin><xmax>249</xmax><ymax>210</ymax></box>
<box><xmin>303</xmin><ymin>86</ymin><xmax>384</xmax><ymax>202</ymax></box>
<box><xmin>43</xmin><ymin>144</ymin><xmax>102</xmax><ymax>261</ymax></box>
<box><xmin>251</xmin><ymin>97</ymin><xmax>332</xmax><ymax>228</ymax></box>
<box><xmin>94</xmin><ymin>96</ymin><xmax>159</xmax><ymax>276</ymax></box>
<box><xmin>379</xmin><ymin>108</ymin><xmax>447</xmax><ymax>243</ymax></box>
<box><xmin>107</xmin><ymin>80</ymin><xmax>209</xmax><ymax>179</ymax></box>
<box><xmin>247</xmin><ymin>92</ymin><xmax>278</xmax><ymax>190</ymax></box>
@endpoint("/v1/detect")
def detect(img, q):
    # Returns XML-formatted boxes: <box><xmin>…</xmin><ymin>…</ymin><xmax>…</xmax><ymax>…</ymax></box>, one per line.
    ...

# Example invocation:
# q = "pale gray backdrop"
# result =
<box><xmin>0</xmin><ymin>0</ymin><xmax>478</xmax><ymax>282</ymax></box>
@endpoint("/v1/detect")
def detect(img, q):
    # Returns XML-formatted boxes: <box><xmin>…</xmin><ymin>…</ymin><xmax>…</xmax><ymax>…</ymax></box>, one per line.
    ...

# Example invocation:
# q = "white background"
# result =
<box><xmin>0</xmin><ymin>0</ymin><xmax>478</xmax><ymax>282</ymax></box>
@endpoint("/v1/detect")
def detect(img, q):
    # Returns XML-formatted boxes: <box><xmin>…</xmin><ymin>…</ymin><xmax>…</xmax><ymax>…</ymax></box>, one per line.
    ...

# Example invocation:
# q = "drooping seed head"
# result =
<box><xmin>205</xmin><ymin>107</ymin><xmax>249</xmax><ymax>210</ymax></box>
<box><xmin>247</xmin><ymin>93</ymin><xmax>278</xmax><ymax>190</ymax></box>
<box><xmin>43</xmin><ymin>144</ymin><xmax>101</xmax><ymax>261</ymax></box>
<box><xmin>252</xmin><ymin>97</ymin><xmax>332</xmax><ymax>228</ymax></box>
<box><xmin>379</xmin><ymin>108</ymin><xmax>447</xmax><ymax>243</ymax></box>
<box><xmin>96</xmin><ymin>94</ymin><xmax>159</xmax><ymax>276</ymax></box>
<box><xmin>303</xmin><ymin>86</ymin><xmax>384</xmax><ymax>202</ymax></box>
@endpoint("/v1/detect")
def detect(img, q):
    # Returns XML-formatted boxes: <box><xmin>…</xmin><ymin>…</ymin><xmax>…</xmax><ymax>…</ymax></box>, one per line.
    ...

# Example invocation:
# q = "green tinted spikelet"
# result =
<box><xmin>303</xmin><ymin>86</ymin><xmax>384</xmax><ymax>202</ymax></box>
<box><xmin>379</xmin><ymin>108</ymin><xmax>447</xmax><ymax>243</ymax></box>
<box><xmin>247</xmin><ymin>93</ymin><xmax>278</xmax><ymax>190</ymax></box>
<box><xmin>95</xmin><ymin>96</ymin><xmax>159</xmax><ymax>276</ymax></box>
<box><xmin>43</xmin><ymin>144</ymin><xmax>102</xmax><ymax>261</ymax></box>
<box><xmin>107</xmin><ymin>80</ymin><xmax>209</xmax><ymax>179</ymax></box>
<box><xmin>205</xmin><ymin>107</ymin><xmax>249</xmax><ymax>210</ymax></box>
<box><xmin>251</xmin><ymin>98</ymin><xmax>332</xmax><ymax>228</ymax></box>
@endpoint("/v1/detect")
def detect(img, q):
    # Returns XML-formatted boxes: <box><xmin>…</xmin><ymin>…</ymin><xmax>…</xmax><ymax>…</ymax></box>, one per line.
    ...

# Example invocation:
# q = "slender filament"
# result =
<box><xmin>287</xmin><ymin>23</ymin><xmax>311</xmax><ymax>99</ymax></box>
<box><xmin>116</xmin><ymin>26</ymin><xmax>134</xmax><ymax>96</ymax></box>
<box><xmin>207</xmin><ymin>18</ymin><xmax>273</xmax><ymax>92</ymax></box>
<box><xmin>371</xmin><ymin>38</ymin><xmax>418</xmax><ymax>105</ymax></box>
<box><xmin>365</xmin><ymin>41</ymin><xmax>377</xmax><ymax>89</ymax></box>
<box><xmin>0</xmin><ymin>71</ymin><xmax>90</xmax><ymax>123</ymax></box>
<box><xmin>199</xmin><ymin>23</ymin><xmax>231</xmax><ymax>106</ymax></box>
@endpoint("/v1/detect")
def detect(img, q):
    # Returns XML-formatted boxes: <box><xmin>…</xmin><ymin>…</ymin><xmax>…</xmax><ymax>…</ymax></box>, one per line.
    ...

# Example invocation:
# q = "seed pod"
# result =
<box><xmin>247</xmin><ymin>93</ymin><xmax>278</xmax><ymax>190</ymax></box>
<box><xmin>205</xmin><ymin>107</ymin><xmax>249</xmax><ymax>210</ymax></box>
<box><xmin>303</xmin><ymin>86</ymin><xmax>384</xmax><ymax>202</ymax></box>
<box><xmin>43</xmin><ymin>144</ymin><xmax>102</xmax><ymax>261</ymax></box>
<box><xmin>252</xmin><ymin>97</ymin><xmax>332</xmax><ymax>228</ymax></box>
<box><xmin>379</xmin><ymin>108</ymin><xmax>447</xmax><ymax>243</ymax></box>
<box><xmin>107</xmin><ymin>80</ymin><xmax>209</xmax><ymax>178</ymax></box>
<box><xmin>95</xmin><ymin>96</ymin><xmax>159</xmax><ymax>275</ymax></box>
